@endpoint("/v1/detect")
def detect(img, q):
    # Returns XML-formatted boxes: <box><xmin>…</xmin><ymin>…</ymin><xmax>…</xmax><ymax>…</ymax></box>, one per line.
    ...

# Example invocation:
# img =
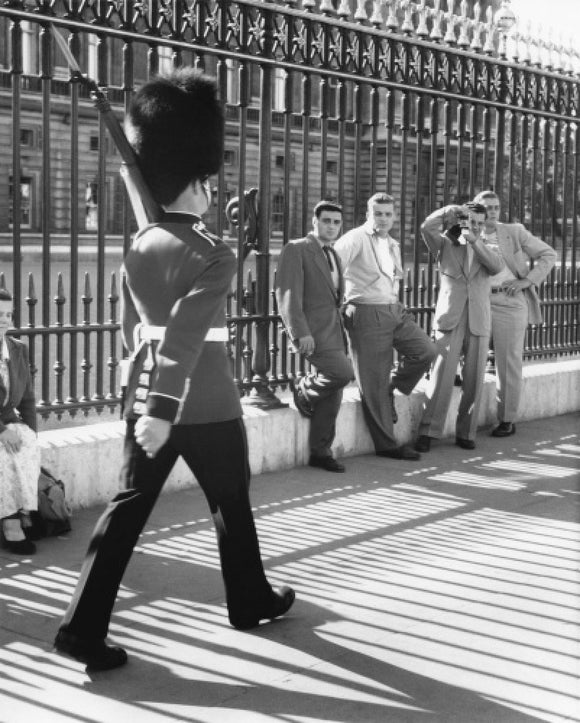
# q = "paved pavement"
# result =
<box><xmin>1</xmin><ymin>414</ymin><xmax>579</xmax><ymax>723</ymax></box>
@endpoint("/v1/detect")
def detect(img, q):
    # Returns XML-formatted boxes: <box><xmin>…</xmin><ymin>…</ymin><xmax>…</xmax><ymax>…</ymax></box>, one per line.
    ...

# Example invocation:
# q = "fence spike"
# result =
<box><xmin>82</xmin><ymin>272</ymin><xmax>93</xmax><ymax>302</ymax></box>
<box><xmin>109</xmin><ymin>271</ymin><xmax>119</xmax><ymax>303</ymax></box>
<box><xmin>26</xmin><ymin>274</ymin><xmax>37</xmax><ymax>304</ymax></box>
<box><xmin>55</xmin><ymin>273</ymin><xmax>66</xmax><ymax>305</ymax></box>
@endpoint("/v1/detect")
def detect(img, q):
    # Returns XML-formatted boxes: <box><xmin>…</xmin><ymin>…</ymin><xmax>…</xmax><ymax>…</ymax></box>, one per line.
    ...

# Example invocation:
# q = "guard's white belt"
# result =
<box><xmin>139</xmin><ymin>325</ymin><xmax>228</xmax><ymax>343</ymax></box>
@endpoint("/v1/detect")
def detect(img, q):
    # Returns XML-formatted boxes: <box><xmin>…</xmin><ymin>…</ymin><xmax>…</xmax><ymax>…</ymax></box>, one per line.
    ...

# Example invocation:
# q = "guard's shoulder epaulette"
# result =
<box><xmin>192</xmin><ymin>220</ymin><xmax>220</xmax><ymax>247</ymax></box>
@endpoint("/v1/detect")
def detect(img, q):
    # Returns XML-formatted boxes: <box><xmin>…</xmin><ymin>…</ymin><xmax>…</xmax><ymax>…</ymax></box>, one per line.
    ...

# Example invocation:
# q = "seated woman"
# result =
<box><xmin>0</xmin><ymin>288</ymin><xmax>40</xmax><ymax>554</ymax></box>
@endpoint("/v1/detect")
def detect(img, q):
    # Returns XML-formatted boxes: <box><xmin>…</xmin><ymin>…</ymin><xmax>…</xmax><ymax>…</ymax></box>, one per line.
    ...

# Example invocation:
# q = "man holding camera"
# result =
<box><xmin>415</xmin><ymin>202</ymin><xmax>504</xmax><ymax>452</ymax></box>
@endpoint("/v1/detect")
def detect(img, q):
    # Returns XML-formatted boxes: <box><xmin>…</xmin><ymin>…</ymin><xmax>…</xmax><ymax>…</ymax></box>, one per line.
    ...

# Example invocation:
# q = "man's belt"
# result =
<box><xmin>138</xmin><ymin>324</ymin><xmax>229</xmax><ymax>342</ymax></box>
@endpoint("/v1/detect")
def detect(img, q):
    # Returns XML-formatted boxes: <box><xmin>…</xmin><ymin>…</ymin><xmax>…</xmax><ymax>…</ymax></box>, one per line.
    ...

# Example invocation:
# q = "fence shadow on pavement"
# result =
<box><xmin>0</xmin><ymin>415</ymin><xmax>579</xmax><ymax>723</ymax></box>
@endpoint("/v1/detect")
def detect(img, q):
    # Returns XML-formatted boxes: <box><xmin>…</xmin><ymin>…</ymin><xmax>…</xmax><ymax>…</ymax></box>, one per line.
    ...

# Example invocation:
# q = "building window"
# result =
<box><xmin>89</xmin><ymin>135</ymin><xmax>99</xmax><ymax>152</ymax></box>
<box><xmin>224</xmin><ymin>149</ymin><xmax>237</xmax><ymax>166</ymax></box>
<box><xmin>326</xmin><ymin>160</ymin><xmax>338</xmax><ymax>175</ymax></box>
<box><xmin>85</xmin><ymin>181</ymin><xmax>98</xmax><ymax>230</ymax></box>
<box><xmin>20</xmin><ymin>128</ymin><xmax>35</xmax><ymax>147</ymax></box>
<box><xmin>272</xmin><ymin>192</ymin><xmax>284</xmax><ymax>233</ymax></box>
<box><xmin>9</xmin><ymin>176</ymin><xmax>33</xmax><ymax>228</ymax></box>
<box><xmin>275</xmin><ymin>155</ymin><xmax>285</xmax><ymax>169</ymax></box>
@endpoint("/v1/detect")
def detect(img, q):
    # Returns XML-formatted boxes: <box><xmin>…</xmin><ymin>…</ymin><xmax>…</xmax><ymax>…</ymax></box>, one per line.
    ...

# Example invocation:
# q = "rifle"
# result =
<box><xmin>51</xmin><ymin>27</ymin><xmax>163</xmax><ymax>229</ymax></box>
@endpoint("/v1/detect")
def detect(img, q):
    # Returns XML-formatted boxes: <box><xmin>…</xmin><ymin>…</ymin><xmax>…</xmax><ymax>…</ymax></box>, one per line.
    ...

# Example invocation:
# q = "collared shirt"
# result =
<box><xmin>334</xmin><ymin>221</ymin><xmax>402</xmax><ymax>305</ymax></box>
<box><xmin>0</xmin><ymin>337</ymin><xmax>10</xmax><ymax>404</ymax></box>
<box><xmin>484</xmin><ymin>229</ymin><xmax>516</xmax><ymax>287</ymax></box>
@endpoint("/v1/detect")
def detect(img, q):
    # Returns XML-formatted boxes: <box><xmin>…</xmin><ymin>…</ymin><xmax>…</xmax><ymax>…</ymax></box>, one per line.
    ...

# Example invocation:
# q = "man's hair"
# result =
<box><xmin>472</xmin><ymin>190</ymin><xmax>499</xmax><ymax>204</ymax></box>
<box><xmin>0</xmin><ymin>288</ymin><xmax>12</xmax><ymax>302</ymax></box>
<box><xmin>465</xmin><ymin>201</ymin><xmax>487</xmax><ymax>216</ymax></box>
<box><xmin>313</xmin><ymin>200</ymin><xmax>343</xmax><ymax>218</ymax></box>
<box><xmin>367</xmin><ymin>192</ymin><xmax>395</xmax><ymax>208</ymax></box>
<box><xmin>126</xmin><ymin>68</ymin><xmax>224</xmax><ymax>206</ymax></box>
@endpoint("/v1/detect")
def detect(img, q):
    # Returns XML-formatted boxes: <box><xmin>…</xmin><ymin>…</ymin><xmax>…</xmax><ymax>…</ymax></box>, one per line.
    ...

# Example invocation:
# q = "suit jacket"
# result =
<box><xmin>122</xmin><ymin>212</ymin><xmax>242</xmax><ymax>425</ymax></box>
<box><xmin>0</xmin><ymin>337</ymin><xmax>37</xmax><ymax>432</ymax></box>
<box><xmin>421</xmin><ymin>206</ymin><xmax>504</xmax><ymax>336</ymax></box>
<box><xmin>494</xmin><ymin>222</ymin><xmax>557</xmax><ymax>325</ymax></box>
<box><xmin>275</xmin><ymin>234</ymin><xmax>346</xmax><ymax>352</ymax></box>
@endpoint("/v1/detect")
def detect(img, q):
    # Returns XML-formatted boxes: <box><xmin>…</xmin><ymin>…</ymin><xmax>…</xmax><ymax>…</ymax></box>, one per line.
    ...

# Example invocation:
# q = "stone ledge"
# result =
<box><xmin>38</xmin><ymin>358</ymin><xmax>580</xmax><ymax>511</ymax></box>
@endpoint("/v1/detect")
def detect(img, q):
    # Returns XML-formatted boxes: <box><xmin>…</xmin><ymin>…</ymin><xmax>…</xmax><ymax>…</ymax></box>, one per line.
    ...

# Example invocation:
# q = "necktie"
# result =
<box><xmin>322</xmin><ymin>245</ymin><xmax>334</xmax><ymax>272</ymax></box>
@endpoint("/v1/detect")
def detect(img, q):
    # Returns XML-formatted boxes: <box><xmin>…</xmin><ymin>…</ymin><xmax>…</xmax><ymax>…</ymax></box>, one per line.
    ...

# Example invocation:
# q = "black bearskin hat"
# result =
<box><xmin>126</xmin><ymin>68</ymin><xmax>224</xmax><ymax>206</ymax></box>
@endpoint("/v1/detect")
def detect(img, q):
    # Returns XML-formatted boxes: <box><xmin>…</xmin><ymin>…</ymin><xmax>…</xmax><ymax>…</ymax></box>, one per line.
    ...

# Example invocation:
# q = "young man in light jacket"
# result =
<box><xmin>473</xmin><ymin>190</ymin><xmax>557</xmax><ymax>437</ymax></box>
<box><xmin>415</xmin><ymin>202</ymin><xmax>504</xmax><ymax>452</ymax></box>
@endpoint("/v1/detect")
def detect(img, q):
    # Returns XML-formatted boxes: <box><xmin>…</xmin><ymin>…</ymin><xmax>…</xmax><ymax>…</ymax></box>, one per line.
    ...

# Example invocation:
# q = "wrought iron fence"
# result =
<box><xmin>0</xmin><ymin>0</ymin><xmax>579</xmax><ymax>420</ymax></box>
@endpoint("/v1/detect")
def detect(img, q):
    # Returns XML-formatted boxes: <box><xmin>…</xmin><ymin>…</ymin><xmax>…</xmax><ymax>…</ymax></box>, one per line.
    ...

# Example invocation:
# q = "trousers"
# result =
<box><xmin>344</xmin><ymin>302</ymin><xmax>436</xmax><ymax>452</ymax></box>
<box><xmin>300</xmin><ymin>348</ymin><xmax>354</xmax><ymax>457</ymax></box>
<box><xmin>491</xmin><ymin>292</ymin><xmax>529</xmax><ymax>423</ymax></box>
<box><xmin>419</xmin><ymin>306</ymin><xmax>489</xmax><ymax>441</ymax></box>
<box><xmin>60</xmin><ymin>417</ymin><xmax>273</xmax><ymax>640</ymax></box>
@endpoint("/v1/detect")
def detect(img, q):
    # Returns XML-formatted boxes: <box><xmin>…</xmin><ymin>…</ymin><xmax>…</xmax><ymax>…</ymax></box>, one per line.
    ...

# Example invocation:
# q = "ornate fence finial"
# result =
<box><xmin>430</xmin><ymin>0</ymin><xmax>443</xmax><ymax>41</ymax></box>
<box><xmin>385</xmin><ymin>0</ymin><xmax>399</xmax><ymax>31</ymax></box>
<box><xmin>457</xmin><ymin>0</ymin><xmax>470</xmax><ymax>48</ymax></box>
<box><xmin>354</xmin><ymin>0</ymin><xmax>368</xmax><ymax>23</ymax></box>
<box><xmin>483</xmin><ymin>5</ymin><xmax>495</xmax><ymax>55</ymax></box>
<box><xmin>369</xmin><ymin>0</ymin><xmax>383</xmax><ymax>27</ymax></box>
<box><xmin>417</xmin><ymin>0</ymin><xmax>429</xmax><ymax>38</ymax></box>
<box><xmin>319</xmin><ymin>0</ymin><xmax>335</xmax><ymax>15</ymax></box>
<box><xmin>401</xmin><ymin>0</ymin><xmax>415</xmax><ymax>35</ymax></box>
<box><xmin>471</xmin><ymin>1</ymin><xmax>484</xmax><ymax>51</ymax></box>
<box><xmin>337</xmin><ymin>0</ymin><xmax>351</xmax><ymax>20</ymax></box>
<box><xmin>444</xmin><ymin>0</ymin><xmax>458</xmax><ymax>44</ymax></box>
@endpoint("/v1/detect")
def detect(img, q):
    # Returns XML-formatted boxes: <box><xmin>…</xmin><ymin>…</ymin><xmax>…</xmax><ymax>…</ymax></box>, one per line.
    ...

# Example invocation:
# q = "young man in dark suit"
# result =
<box><xmin>275</xmin><ymin>201</ymin><xmax>354</xmax><ymax>472</ymax></box>
<box><xmin>54</xmin><ymin>69</ymin><xmax>294</xmax><ymax>671</ymax></box>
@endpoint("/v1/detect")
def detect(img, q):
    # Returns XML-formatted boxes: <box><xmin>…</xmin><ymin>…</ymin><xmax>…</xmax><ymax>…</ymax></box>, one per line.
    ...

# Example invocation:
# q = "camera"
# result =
<box><xmin>444</xmin><ymin>211</ymin><xmax>470</xmax><ymax>245</ymax></box>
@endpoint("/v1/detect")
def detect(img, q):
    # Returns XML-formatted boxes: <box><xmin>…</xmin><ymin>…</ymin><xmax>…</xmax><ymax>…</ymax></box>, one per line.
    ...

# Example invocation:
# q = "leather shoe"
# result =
<box><xmin>414</xmin><ymin>435</ymin><xmax>432</xmax><ymax>453</ymax></box>
<box><xmin>491</xmin><ymin>422</ymin><xmax>516</xmax><ymax>437</ymax></box>
<box><xmin>2</xmin><ymin>538</ymin><xmax>36</xmax><ymax>555</ymax></box>
<box><xmin>309</xmin><ymin>455</ymin><xmax>345</xmax><ymax>472</ymax></box>
<box><xmin>388</xmin><ymin>385</ymin><xmax>398</xmax><ymax>424</ymax></box>
<box><xmin>377</xmin><ymin>444</ymin><xmax>421</xmax><ymax>461</ymax></box>
<box><xmin>54</xmin><ymin>630</ymin><xmax>128</xmax><ymax>671</ymax></box>
<box><xmin>289</xmin><ymin>379</ymin><xmax>313</xmax><ymax>418</ymax></box>
<box><xmin>230</xmin><ymin>585</ymin><xmax>296</xmax><ymax>630</ymax></box>
<box><xmin>455</xmin><ymin>437</ymin><xmax>476</xmax><ymax>450</ymax></box>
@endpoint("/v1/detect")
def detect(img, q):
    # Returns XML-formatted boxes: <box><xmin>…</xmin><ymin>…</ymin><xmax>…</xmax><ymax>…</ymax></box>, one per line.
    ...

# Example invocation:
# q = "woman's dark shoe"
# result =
<box><xmin>2</xmin><ymin>538</ymin><xmax>36</xmax><ymax>555</ymax></box>
<box><xmin>230</xmin><ymin>586</ymin><xmax>296</xmax><ymax>631</ymax></box>
<box><xmin>54</xmin><ymin>630</ymin><xmax>128</xmax><ymax>671</ymax></box>
<box><xmin>414</xmin><ymin>435</ymin><xmax>432</xmax><ymax>453</ymax></box>
<box><xmin>2</xmin><ymin>517</ymin><xmax>36</xmax><ymax>554</ymax></box>
<box><xmin>455</xmin><ymin>437</ymin><xmax>476</xmax><ymax>450</ymax></box>
<box><xmin>308</xmin><ymin>455</ymin><xmax>345</xmax><ymax>473</ymax></box>
<box><xmin>491</xmin><ymin>422</ymin><xmax>516</xmax><ymax>437</ymax></box>
<box><xmin>377</xmin><ymin>444</ymin><xmax>420</xmax><ymax>461</ymax></box>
